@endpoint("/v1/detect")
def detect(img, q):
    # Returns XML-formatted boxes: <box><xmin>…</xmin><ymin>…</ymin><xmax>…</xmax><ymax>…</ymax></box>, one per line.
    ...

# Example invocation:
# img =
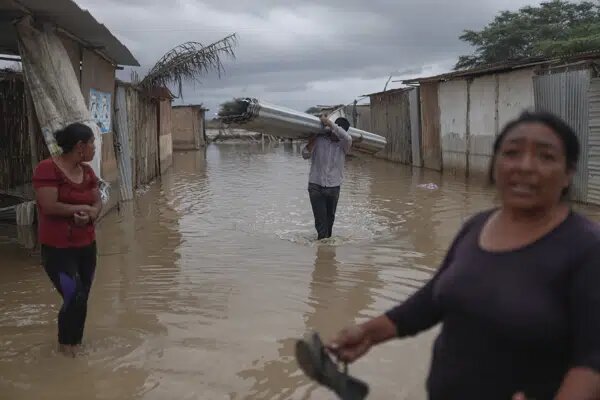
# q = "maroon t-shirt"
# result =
<box><xmin>33</xmin><ymin>158</ymin><xmax>98</xmax><ymax>248</ymax></box>
<box><xmin>386</xmin><ymin>210</ymin><xmax>600</xmax><ymax>400</ymax></box>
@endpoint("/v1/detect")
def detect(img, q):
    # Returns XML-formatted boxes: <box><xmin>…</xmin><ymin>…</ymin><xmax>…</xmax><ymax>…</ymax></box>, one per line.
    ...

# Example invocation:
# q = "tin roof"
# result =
<box><xmin>362</xmin><ymin>87</ymin><xmax>412</xmax><ymax>97</ymax></box>
<box><xmin>401</xmin><ymin>50</ymin><xmax>600</xmax><ymax>84</ymax></box>
<box><xmin>0</xmin><ymin>0</ymin><xmax>139</xmax><ymax>66</ymax></box>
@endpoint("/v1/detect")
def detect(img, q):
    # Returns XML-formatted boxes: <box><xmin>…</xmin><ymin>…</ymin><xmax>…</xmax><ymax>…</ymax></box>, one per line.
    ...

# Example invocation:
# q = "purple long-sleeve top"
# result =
<box><xmin>386</xmin><ymin>210</ymin><xmax>600</xmax><ymax>400</ymax></box>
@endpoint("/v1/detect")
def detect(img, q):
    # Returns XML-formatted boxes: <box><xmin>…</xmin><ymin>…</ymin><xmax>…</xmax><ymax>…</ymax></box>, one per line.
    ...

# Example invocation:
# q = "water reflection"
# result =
<box><xmin>236</xmin><ymin>244</ymin><xmax>385</xmax><ymax>399</ymax></box>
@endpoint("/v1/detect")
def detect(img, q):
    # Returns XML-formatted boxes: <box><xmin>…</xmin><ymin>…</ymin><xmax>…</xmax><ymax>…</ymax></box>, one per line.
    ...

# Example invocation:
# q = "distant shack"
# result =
<box><xmin>172</xmin><ymin>105</ymin><xmax>207</xmax><ymax>150</ymax></box>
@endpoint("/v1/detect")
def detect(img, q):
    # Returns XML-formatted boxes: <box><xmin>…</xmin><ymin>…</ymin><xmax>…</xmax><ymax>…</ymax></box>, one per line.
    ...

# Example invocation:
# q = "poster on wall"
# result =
<box><xmin>88</xmin><ymin>88</ymin><xmax>112</xmax><ymax>134</ymax></box>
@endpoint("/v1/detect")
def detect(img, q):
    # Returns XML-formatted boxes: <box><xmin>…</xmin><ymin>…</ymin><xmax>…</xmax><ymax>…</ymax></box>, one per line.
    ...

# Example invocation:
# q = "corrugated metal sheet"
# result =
<box><xmin>369</xmin><ymin>90</ymin><xmax>412</xmax><ymax>163</ymax></box>
<box><xmin>534</xmin><ymin>69</ymin><xmax>591</xmax><ymax>202</ymax></box>
<box><xmin>355</xmin><ymin>105</ymin><xmax>371</xmax><ymax>132</ymax></box>
<box><xmin>403</xmin><ymin>51</ymin><xmax>600</xmax><ymax>85</ymax></box>
<box><xmin>113</xmin><ymin>85</ymin><xmax>134</xmax><ymax>201</ymax></box>
<box><xmin>409</xmin><ymin>88</ymin><xmax>422</xmax><ymax>167</ymax></box>
<box><xmin>587</xmin><ymin>78</ymin><xmax>600</xmax><ymax>205</ymax></box>
<box><xmin>420</xmin><ymin>82</ymin><xmax>442</xmax><ymax>171</ymax></box>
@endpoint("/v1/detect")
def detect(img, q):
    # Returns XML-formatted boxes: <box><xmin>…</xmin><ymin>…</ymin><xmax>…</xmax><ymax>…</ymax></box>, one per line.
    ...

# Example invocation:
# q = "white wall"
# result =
<box><xmin>439</xmin><ymin>79</ymin><xmax>468</xmax><ymax>174</ymax></box>
<box><xmin>469</xmin><ymin>75</ymin><xmax>497</xmax><ymax>176</ymax></box>
<box><xmin>498</xmin><ymin>68</ymin><xmax>535</xmax><ymax>130</ymax></box>
<box><xmin>433</xmin><ymin>68</ymin><xmax>535</xmax><ymax>177</ymax></box>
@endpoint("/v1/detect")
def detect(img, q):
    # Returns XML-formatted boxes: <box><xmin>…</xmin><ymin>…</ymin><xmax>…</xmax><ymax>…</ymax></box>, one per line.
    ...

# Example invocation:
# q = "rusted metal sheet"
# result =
<box><xmin>369</xmin><ymin>89</ymin><xmax>411</xmax><ymax>164</ymax></box>
<box><xmin>419</xmin><ymin>82</ymin><xmax>442</xmax><ymax>171</ymax></box>
<box><xmin>587</xmin><ymin>78</ymin><xmax>600</xmax><ymax>206</ymax></box>
<box><xmin>534</xmin><ymin>69</ymin><xmax>591</xmax><ymax>202</ymax></box>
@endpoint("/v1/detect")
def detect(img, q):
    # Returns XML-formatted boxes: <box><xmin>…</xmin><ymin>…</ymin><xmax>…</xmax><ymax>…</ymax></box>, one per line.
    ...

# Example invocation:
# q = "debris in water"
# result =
<box><xmin>417</xmin><ymin>183</ymin><xmax>439</xmax><ymax>190</ymax></box>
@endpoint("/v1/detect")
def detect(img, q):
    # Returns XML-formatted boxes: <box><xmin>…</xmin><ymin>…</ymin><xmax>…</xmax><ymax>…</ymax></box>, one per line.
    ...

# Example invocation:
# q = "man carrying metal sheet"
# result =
<box><xmin>302</xmin><ymin>115</ymin><xmax>352</xmax><ymax>240</ymax></box>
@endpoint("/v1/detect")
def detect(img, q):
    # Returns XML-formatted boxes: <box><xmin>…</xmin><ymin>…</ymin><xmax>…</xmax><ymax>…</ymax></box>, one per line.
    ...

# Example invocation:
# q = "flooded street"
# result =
<box><xmin>2</xmin><ymin>142</ymin><xmax>598</xmax><ymax>400</ymax></box>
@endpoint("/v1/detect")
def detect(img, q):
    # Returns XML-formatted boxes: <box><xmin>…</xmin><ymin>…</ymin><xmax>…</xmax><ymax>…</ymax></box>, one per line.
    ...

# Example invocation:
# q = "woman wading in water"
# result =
<box><xmin>322</xmin><ymin>112</ymin><xmax>600</xmax><ymax>399</ymax></box>
<box><xmin>33</xmin><ymin>123</ymin><xmax>102</xmax><ymax>357</ymax></box>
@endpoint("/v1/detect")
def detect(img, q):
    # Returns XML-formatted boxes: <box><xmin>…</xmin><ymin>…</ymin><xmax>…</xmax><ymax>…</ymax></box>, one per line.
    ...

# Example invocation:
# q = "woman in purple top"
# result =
<box><xmin>327</xmin><ymin>111</ymin><xmax>600</xmax><ymax>399</ymax></box>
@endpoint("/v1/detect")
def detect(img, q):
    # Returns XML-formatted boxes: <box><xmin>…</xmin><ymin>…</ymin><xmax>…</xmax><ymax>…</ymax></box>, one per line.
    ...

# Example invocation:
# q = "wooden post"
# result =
<box><xmin>156</xmin><ymin>99</ymin><xmax>162</xmax><ymax>176</ymax></box>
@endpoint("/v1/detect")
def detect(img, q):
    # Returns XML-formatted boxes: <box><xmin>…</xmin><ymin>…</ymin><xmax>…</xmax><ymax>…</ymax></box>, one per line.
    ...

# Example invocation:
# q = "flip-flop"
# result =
<box><xmin>295</xmin><ymin>331</ymin><xmax>369</xmax><ymax>400</ymax></box>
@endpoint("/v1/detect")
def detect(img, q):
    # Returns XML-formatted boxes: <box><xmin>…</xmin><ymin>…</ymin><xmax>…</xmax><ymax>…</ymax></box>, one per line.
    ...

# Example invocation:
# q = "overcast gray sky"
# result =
<box><xmin>78</xmin><ymin>0</ymin><xmax>541</xmax><ymax>116</ymax></box>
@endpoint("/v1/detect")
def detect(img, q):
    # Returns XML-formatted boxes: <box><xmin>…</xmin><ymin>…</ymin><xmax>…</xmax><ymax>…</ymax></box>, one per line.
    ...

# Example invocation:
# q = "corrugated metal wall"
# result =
<box><xmin>420</xmin><ymin>82</ymin><xmax>442</xmax><ymax>171</ymax></box>
<box><xmin>587</xmin><ymin>78</ymin><xmax>600</xmax><ymax>205</ymax></box>
<box><xmin>409</xmin><ymin>88</ymin><xmax>422</xmax><ymax>167</ymax></box>
<box><xmin>534</xmin><ymin>69</ymin><xmax>591</xmax><ymax>202</ymax></box>
<box><xmin>355</xmin><ymin>105</ymin><xmax>371</xmax><ymax>132</ymax></box>
<box><xmin>370</xmin><ymin>89</ymin><xmax>412</xmax><ymax>164</ymax></box>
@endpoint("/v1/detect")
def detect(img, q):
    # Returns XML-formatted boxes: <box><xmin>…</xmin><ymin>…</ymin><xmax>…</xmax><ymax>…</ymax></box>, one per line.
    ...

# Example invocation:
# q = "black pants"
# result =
<box><xmin>41</xmin><ymin>243</ymin><xmax>97</xmax><ymax>345</ymax></box>
<box><xmin>308</xmin><ymin>183</ymin><xmax>340</xmax><ymax>240</ymax></box>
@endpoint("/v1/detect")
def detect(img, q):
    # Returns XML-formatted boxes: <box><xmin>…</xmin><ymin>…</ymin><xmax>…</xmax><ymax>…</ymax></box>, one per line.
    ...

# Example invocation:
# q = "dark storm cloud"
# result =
<box><xmin>78</xmin><ymin>0</ymin><xmax>540</xmax><ymax>112</ymax></box>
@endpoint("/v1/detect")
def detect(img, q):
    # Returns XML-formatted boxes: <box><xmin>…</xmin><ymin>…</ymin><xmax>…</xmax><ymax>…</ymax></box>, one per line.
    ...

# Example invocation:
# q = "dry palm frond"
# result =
<box><xmin>139</xmin><ymin>33</ymin><xmax>237</xmax><ymax>97</ymax></box>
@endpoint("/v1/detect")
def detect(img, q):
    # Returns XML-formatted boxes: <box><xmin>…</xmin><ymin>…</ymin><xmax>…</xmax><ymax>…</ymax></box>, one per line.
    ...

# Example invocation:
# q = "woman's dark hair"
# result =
<box><xmin>488</xmin><ymin>111</ymin><xmax>580</xmax><ymax>188</ymax></box>
<box><xmin>55</xmin><ymin>123</ymin><xmax>94</xmax><ymax>153</ymax></box>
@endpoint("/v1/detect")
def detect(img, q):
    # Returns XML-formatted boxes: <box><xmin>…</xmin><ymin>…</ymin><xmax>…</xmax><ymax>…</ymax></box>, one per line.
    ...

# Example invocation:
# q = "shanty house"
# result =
<box><xmin>0</xmin><ymin>0</ymin><xmax>139</xmax><ymax>220</ymax></box>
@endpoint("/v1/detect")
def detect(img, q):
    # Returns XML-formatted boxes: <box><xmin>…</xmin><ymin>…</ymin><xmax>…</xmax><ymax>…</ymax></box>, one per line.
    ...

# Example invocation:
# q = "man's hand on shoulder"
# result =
<box><xmin>319</xmin><ymin>114</ymin><xmax>334</xmax><ymax>128</ymax></box>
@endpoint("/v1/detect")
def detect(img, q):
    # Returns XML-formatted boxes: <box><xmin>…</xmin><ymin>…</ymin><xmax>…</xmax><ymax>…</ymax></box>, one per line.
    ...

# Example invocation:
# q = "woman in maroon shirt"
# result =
<box><xmin>33</xmin><ymin>123</ymin><xmax>101</xmax><ymax>357</ymax></box>
<box><xmin>323</xmin><ymin>112</ymin><xmax>600</xmax><ymax>399</ymax></box>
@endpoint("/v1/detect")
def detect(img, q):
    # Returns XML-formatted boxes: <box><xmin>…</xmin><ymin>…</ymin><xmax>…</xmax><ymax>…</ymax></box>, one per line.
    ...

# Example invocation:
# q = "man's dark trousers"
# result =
<box><xmin>308</xmin><ymin>183</ymin><xmax>340</xmax><ymax>240</ymax></box>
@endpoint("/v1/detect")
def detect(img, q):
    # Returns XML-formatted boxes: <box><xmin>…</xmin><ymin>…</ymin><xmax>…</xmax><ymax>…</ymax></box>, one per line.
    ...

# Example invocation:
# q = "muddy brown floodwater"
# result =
<box><xmin>1</xmin><ymin>142</ymin><xmax>600</xmax><ymax>400</ymax></box>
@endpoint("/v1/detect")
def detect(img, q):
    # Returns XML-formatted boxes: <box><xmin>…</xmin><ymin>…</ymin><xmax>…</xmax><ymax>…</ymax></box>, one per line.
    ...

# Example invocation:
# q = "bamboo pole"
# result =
<box><xmin>23</xmin><ymin>77</ymin><xmax>39</xmax><ymax>169</ymax></box>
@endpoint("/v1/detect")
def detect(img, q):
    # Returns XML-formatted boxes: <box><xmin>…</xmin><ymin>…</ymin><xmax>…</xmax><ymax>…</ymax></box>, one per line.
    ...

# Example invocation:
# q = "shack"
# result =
<box><xmin>113</xmin><ymin>82</ymin><xmax>174</xmax><ymax>201</ymax></box>
<box><xmin>172</xmin><ymin>105</ymin><xmax>207</xmax><ymax>150</ymax></box>
<box><xmin>365</xmin><ymin>88</ymin><xmax>420</xmax><ymax>165</ymax></box>
<box><xmin>0</xmin><ymin>0</ymin><xmax>139</xmax><ymax>219</ymax></box>
<box><xmin>403</xmin><ymin>51</ymin><xmax>600</xmax><ymax>205</ymax></box>
<box><xmin>404</xmin><ymin>63</ymin><xmax>536</xmax><ymax>178</ymax></box>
